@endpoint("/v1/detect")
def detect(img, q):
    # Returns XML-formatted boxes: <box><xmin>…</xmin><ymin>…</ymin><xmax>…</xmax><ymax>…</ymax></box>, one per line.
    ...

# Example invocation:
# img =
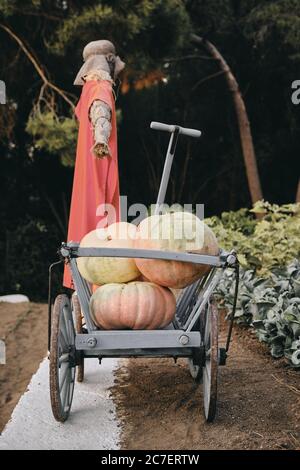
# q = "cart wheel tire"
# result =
<box><xmin>202</xmin><ymin>296</ymin><xmax>218</xmax><ymax>422</ymax></box>
<box><xmin>49</xmin><ymin>294</ymin><xmax>76</xmax><ymax>422</ymax></box>
<box><xmin>72</xmin><ymin>293</ymin><xmax>84</xmax><ymax>383</ymax></box>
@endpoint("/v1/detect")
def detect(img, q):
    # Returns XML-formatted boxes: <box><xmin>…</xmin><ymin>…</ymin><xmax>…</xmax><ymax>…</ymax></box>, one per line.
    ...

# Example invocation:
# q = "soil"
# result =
<box><xmin>112</xmin><ymin>312</ymin><xmax>300</xmax><ymax>450</ymax></box>
<box><xmin>0</xmin><ymin>302</ymin><xmax>48</xmax><ymax>432</ymax></box>
<box><xmin>1</xmin><ymin>303</ymin><xmax>299</xmax><ymax>450</ymax></box>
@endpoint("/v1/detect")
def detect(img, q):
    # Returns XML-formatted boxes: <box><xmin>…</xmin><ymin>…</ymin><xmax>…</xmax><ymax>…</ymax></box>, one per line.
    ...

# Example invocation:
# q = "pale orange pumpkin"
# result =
<box><xmin>90</xmin><ymin>281</ymin><xmax>176</xmax><ymax>330</ymax></box>
<box><xmin>134</xmin><ymin>211</ymin><xmax>219</xmax><ymax>289</ymax></box>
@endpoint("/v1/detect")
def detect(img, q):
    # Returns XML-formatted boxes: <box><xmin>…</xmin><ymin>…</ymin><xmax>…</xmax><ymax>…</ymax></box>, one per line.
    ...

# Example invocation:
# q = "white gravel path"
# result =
<box><xmin>0</xmin><ymin>357</ymin><xmax>121</xmax><ymax>450</ymax></box>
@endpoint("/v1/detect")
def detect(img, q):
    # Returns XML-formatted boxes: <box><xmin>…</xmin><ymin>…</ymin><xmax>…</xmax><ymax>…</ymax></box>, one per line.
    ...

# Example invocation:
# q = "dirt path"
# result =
<box><xmin>112</xmin><ymin>314</ymin><xmax>300</xmax><ymax>450</ymax></box>
<box><xmin>0</xmin><ymin>302</ymin><xmax>48</xmax><ymax>432</ymax></box>
<box><xmin>1</xmin><ymin>303</ymin><xmax>299</xmax><ymax>449</ymax></box>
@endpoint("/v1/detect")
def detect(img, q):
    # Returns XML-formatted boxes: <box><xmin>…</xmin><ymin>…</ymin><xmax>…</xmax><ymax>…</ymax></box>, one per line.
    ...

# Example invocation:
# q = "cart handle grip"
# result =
<box><xmin>150</xmin><ymin>121</ymin><xmax>201</xmax><ymax>138</ymax></box>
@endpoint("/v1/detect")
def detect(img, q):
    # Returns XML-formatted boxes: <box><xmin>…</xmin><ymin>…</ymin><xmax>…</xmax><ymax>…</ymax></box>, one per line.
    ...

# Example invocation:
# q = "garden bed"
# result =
<box><xmin>112</xmin><ymin>312</ymin><xmax>300</xmax><ymax>450</ymax></box>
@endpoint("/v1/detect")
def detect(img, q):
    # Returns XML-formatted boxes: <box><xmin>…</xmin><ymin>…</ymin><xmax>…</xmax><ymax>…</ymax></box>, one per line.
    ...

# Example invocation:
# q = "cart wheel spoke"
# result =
<box><xmin>60</xmin><ymin>310</ymin><xmax>70</xmax><ymax>345</ymax></box>
<box><xmin>202</xmin><ymin>297</ymin><xmax>218</xmax><ymax>422</ymax></box>
<box><xmin>59</xmin><ymin>331</ymin><xmax>69</xmax><ymax>352</ymax></box>
<box><xmin>62</xmin><ymin>306</ymin><xmax>73</xmax><ymax>343</ymax></box>
<box><xmin>60</xmin><ymin>366</ymin><xmax>70</xmax><ymax>398</ymax></box>
<box><xmin>65</xmin><ymin>371</ymin><xmax>74</xmax><ymax>412</ymax></box>
<box><xmin>72</xmin><ymin>293</ymin><xmax>85</xmax><ymax>383</ymax></box>
<box><xmin>49</xmin><ymin>294</ymin><xmax>76</xmax><ymax>422</ymax></box>
<box><xmin>61</xmin><ymin>370</ymin><xmax>70</xmax><ymax>409</ymax></box>
<box><xmin>59</xmin><ymin>363</ymin><xmax>69</xmax><ymax>392</ymax></box>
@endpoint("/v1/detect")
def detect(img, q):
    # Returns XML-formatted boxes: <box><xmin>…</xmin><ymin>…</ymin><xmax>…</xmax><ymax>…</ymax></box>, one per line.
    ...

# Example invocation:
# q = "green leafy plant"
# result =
<box><xmin>216</xmin><ymin>260</ymin><xmax>300</xmax><ymax>368</ymax></box>
<box><xmin>211</xmin><ymin>202</ymin><xmax>300</xmax><ymax>367</ymax></box>
<box><xmin>206</xmin><ymin>201</ymin><xmax>300</xmax><ymax>276</ymax></box>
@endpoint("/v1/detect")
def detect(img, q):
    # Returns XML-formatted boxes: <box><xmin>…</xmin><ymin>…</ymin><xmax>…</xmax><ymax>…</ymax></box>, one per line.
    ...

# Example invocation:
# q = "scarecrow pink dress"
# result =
<box><xmin>63</xmin><ymin>80</ymin><xmax>120</xmax><ymax>289</ymax></box>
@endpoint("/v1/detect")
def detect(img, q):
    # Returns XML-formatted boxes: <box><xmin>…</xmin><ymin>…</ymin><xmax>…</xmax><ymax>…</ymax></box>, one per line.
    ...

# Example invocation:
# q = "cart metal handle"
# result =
<box><xmin>150</xmin><ymin>121</ymin><xmax>201</xmax><ymax>139</ymax></box>
<box><xmin>151</xmin><ymin>121</ymin><xmax>201</xmax><ymax>214</ymax></box>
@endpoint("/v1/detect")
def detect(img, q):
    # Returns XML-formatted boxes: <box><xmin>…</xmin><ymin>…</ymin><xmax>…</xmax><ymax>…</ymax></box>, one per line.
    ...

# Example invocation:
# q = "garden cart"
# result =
<box><xmin>48</xmin><ymin>121</ymin><xmax>239</xmax><ymax>423</ymax></box>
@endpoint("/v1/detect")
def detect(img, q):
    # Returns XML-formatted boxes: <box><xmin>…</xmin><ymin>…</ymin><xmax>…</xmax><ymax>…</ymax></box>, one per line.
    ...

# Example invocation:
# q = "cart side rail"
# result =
<box><xmin>61</xmin><ymin>244</ymin><xmax>237</xmax><ymax>268</ymax></box>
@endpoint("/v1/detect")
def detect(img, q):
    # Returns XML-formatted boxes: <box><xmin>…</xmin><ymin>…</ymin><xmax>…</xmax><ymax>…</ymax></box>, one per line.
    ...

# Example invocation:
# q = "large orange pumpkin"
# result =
<box><xmin>77</xmin><ymin>222</ymin><xmax>140</xmax><ymax>285</ymax></box>
<box><xmin>134</xmin><ymin>211</ymin><xmax>219</xmax><ymax>288</ymax></box>
<box><xmin>90</xmin><ymin>281</ymin><xmax>176</xmax><ymax>329</ymax></box>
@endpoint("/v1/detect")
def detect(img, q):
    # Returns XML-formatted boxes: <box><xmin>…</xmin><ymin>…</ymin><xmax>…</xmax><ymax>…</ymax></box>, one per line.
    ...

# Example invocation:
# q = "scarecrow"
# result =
<box><xmin>63</xmin><ymin>40</ymin><xmax>125</xmax><ymax>289</ymax></box>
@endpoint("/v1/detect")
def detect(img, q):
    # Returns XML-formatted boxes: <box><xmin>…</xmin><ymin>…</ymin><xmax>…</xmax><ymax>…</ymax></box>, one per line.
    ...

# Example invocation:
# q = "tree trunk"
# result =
<box><xmin>191</xmin><ymin>34</ymin><xmax>263</xmax><ymax>206</ymax></box>
<box><xmin>296</xmin><ymin>178</ymin><xmax>300</xmax><ymax>203</ymax></box>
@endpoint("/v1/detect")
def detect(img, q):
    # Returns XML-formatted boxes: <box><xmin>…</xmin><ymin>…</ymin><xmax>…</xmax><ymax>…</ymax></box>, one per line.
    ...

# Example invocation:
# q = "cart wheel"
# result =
<box><xmin>202</xmin><ymin>296</ymin><xmax>218</xmax><ymax>422</ymax></box>
<box><xmin>72</xmin><ymin>293</ymin><xmax>84</xmax><ymax>383</ymax></box>
<box><xmin>49</xmin><ymin>294</ymin><xmax>76</xmax><ymax>422</ymax></box>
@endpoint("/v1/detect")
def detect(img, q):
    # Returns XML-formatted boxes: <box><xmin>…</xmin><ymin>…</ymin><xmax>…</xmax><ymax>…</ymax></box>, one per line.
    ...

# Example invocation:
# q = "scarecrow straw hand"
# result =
<box><xmin>92</xmin><ymin>141</ymin><xmax>111</xmax><ymax>159</ymax></box>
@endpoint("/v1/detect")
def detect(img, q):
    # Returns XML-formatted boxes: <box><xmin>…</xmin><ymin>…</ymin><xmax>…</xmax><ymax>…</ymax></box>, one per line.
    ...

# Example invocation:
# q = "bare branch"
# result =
<box><xmin>164</xmin><ymin>54</ymin><xmax>218</xmax><ymax>62</ymax></box>
<box><xmin>192</xmin><ymin>165</ymin><xmax>235</xmax><ymax>204</ymax></box>
<box><xmin>44</xmin><ymin>192</ymin><xmax>67</xmax><ymax>237</ymax></box>
<box><xmin>0</xmin><ymin>23</ymin><xmax>75</xmax><ymax>110</ymax></box>
<box><xmin>191</xmin><ymin>70</ymin><xmax>225</xmax><ymax>93</ymax></box>
<box><xmin>14</xmin><ymin>9</ymin><xmax>63</xmax><ymax>21</ymax></box>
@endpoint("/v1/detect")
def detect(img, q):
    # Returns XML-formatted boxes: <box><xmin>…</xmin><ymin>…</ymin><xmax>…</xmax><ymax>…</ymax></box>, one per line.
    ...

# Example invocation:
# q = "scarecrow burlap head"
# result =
<box><xmin>74</xmin><ymin>39</ymin><xmax>125</xmax><ymax>86</ymax></box>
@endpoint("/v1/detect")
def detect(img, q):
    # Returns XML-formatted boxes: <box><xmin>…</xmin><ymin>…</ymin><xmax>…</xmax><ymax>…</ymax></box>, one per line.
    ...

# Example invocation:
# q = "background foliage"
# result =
<box><xmin>212</xmin><ymin>202</ymin><xmax>300</xmax><ymax>367</ymax></box>
<box><xmin>0</xmin><ymin>0</ymin><xmax>299</xmax><ymax>299</ymax></box>
<box><xmin>206</xmin><ymin>201</ymin><xmax>300</xmax><ymax>275</ymax></box>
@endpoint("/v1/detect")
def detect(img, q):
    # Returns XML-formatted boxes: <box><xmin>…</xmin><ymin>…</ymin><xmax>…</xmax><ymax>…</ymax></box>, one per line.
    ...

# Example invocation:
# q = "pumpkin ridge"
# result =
<box><xmin>145</xmin><ymin>283</ymin><xmax>156</xmax><ymax>329</ymax></box>
<box><xmin>150</xmin><ymin>284</ymin><xmax>160</xmax><ymax>329</ymax></box>
<box><xmin>158</xmin><ymin>285</ymin><xmax>171</xmax><ymax>328</ymax></box>
<box><xmin>160</xmin><ymin>286</ymin><xmax>170</xmax><ymax>328</ymax></box>
<box><xmin>147</xmin><ymin>283</ymin><xmax>156</xmax><ymax>329</ymax></box>
<box><xmin>134</xmin><ymin>282</ymin><xmax>146</xmax><ymax>329</ymax></box>
<box><xmin>119</xmin><ymin>283</ymin><xmax>127</xmax><ymax>329</ymax></box>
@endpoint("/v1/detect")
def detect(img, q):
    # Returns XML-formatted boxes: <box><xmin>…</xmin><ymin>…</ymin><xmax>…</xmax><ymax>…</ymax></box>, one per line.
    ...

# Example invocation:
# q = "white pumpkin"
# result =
<box><xmin>77</xmin><ymin>222</ymin><xmax>140</xmax><ymax>285</ymax></box>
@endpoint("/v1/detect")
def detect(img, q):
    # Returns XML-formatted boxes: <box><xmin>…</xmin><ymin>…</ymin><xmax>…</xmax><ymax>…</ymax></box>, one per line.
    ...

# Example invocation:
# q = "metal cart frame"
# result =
<box><xmin>48</xmin><ymin>121</ymin><xmax>239</xmax><ymax>423</ymax></box>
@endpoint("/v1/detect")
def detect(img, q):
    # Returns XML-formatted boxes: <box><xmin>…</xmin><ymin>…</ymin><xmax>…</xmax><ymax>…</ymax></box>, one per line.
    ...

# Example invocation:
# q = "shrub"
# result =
<box><xmin>206</xmin><ymin>201</ymin><xmax>300</xmax><ymax>276</ymax></box>
<box><xmin>216</xmin><ymin>260</ymin><xmax>300</xmax><ymax>367</ymax></box>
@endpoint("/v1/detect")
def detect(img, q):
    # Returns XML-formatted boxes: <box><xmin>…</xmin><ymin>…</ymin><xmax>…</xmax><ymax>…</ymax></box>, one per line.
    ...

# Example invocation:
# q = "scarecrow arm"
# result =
<box><xmin>89</xmin><ymin>99</ymin><xmax>112</xmax><ymax>158</ymax></box>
